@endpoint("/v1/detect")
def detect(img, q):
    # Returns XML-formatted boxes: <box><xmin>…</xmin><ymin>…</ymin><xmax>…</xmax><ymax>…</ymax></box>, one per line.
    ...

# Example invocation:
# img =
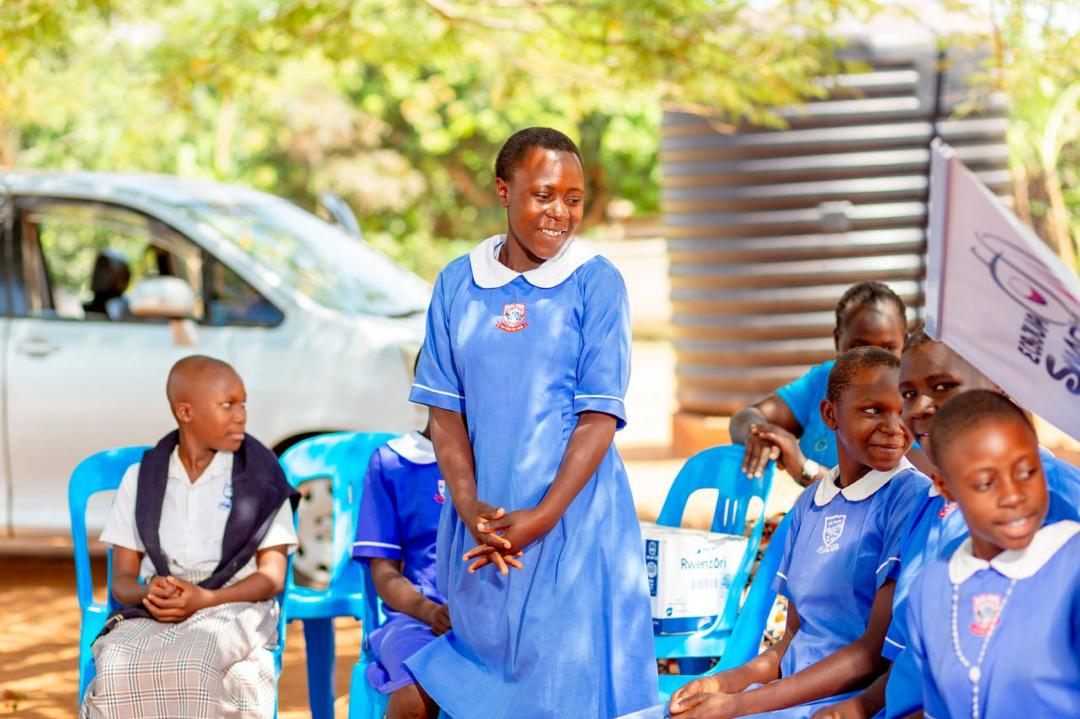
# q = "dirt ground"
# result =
<box><xmin>0</xmin><ymin>556</ymin><xmax>361</xmax><ymax>718</ymax></box>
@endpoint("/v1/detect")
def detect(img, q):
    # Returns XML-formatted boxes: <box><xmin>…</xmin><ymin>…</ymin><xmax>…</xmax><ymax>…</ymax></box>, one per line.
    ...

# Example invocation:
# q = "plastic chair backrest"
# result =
<box><xmin>652</xmin><ymin>445</ymin><xmax>774</xmax><ymax>656</ymax></box>
<box><xmin>68</xmin><ymin>446</ymin><xmax>150</xmax><ymax>701</ymax></box>
<box><xmin>279</xmin><ymin>432</ymin><xmax>396</xmax><ymax>588</ymax></box>
<box><xmin>715</xmin><ymin>511</ymin><xmax>792</xmax><ymax>670</ymax></box>
<box><xmin>656</xmin><ymin>444</ymin><xmax>773</xmax><ymax>534</ymax></box>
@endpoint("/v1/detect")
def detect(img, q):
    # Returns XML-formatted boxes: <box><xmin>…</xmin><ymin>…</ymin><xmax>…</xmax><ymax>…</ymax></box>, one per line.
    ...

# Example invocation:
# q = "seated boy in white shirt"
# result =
<box><xmin>81</xmin><ymin>355</ymin><xmax>298</xmax><ymax>719</ymax></box>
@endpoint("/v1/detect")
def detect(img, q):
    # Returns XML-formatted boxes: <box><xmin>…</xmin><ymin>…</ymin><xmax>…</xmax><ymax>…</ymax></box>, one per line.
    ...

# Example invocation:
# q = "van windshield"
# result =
<box><xmin>173</xmin><ymin>197</ymin><xmax>430</xmax><ymax>318</ymax></box>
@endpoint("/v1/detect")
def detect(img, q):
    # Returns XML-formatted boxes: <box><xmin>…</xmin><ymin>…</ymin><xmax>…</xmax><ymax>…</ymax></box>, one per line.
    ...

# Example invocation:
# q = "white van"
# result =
<box><xmin>0</xmin><ymin>171</ymin><xmax>429</xmax><ymax>573</ymax></box>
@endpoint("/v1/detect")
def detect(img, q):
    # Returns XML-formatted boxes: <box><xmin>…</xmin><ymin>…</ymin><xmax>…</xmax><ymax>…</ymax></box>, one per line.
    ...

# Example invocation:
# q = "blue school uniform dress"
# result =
<box><xmin>404</xmin><ymin>236</ymin><xmax>658</xmax><ymax>719</ymax></box>
<box><xmin>906</xmin><ymin>520</ymin><xmax>1080</xmax><ymax>719</ymax></box>
<box><xmin>738</xmin><ymin>459</ymin><xmax>928</xmax><ymax>718</ymax></box>
<box><xmin>876</xmin><ymin>447</ymin><xmax>1080</xmax><ymax>719</ymax></box>
<box><xmin>351</xmin><ymin>431</ymin><xmax>445</xmax><ymax>695</ymax></box>
<box><xmin>775</xmin><ymin>361</ymin><xmax>837</xmax><ymax>468</ymax></box>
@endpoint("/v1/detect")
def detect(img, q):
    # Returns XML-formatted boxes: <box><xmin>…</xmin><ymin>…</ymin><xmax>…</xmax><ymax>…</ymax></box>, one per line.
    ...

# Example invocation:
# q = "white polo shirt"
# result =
<box><xmin>100</xmin><ymin>448</ymin><xmax>298</xmax><ymax>584</ymax></box>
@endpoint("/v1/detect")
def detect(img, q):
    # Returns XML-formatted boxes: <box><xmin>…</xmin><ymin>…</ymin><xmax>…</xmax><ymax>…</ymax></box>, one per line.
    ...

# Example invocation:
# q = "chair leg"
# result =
<box><xmin>77</xmin><ymin>655</ymin><xmax>96</xmax><ymax>706</ymax></box>
<box><xmin>302</xmin><ymin>618</ymin><xmax>337</xmax><ymax>719</ymax></box>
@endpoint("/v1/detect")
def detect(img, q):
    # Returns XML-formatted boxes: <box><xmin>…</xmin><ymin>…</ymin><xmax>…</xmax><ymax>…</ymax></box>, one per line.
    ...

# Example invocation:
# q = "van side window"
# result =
<box><xmin>205</xmin><ymin>258</ymin><xmax>283</xmax><ymax>327</ymax></box>
<box><xmin>18</xmin><ymin>201</ymin><xmax>205</xmax><ymax>322</ymax></box>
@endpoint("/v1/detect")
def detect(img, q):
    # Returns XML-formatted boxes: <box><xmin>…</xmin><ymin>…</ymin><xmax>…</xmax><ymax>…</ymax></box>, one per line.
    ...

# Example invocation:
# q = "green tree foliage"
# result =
<box><xmin>978</xmin><ymin>0</ymin><xmax>1080</xmax><ymax>271</ymax></box>
<box><xmin>27</xmin><ymin>1</ymin><xmax>1079</xmax><ymax>280</ymax></box>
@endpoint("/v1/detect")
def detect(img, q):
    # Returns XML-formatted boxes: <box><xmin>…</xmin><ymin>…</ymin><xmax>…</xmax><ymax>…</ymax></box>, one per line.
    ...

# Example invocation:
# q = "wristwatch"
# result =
<box><xmin>800</xmin><ymin>458</ymin><xmax>821</xmax><ymax>481</ymax></box>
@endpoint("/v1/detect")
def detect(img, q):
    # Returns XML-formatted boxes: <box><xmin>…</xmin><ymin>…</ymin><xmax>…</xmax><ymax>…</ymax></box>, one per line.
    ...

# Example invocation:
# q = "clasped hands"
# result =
<box><xmin>142</xmin><ymin>575</ymin><xmax>212</xmax><ymax>623</ymax></box>
<box><xmin>461</xmin><ymin>500</ymin><xmax>551</xmax><ymax>575</ymax></box>
<box><xmin>667</xmin><ymin>675</ymin><xmax>742</xmax><ymax>719</ymax></box>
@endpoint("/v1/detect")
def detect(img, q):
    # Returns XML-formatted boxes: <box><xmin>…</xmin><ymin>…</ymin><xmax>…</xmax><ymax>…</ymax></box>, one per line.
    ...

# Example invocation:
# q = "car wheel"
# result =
<box><xmin>292</xmin><ymin>478</ymin><xmax>333</xmax><ymax>588</ymax></box>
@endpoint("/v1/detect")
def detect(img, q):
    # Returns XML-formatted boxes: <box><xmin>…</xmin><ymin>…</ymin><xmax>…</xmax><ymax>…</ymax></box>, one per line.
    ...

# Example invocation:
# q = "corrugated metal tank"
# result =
<box><xmin>663</xmin><ymin>36</ymin><xmax>1010</xmax><ymax>416</ymax></box>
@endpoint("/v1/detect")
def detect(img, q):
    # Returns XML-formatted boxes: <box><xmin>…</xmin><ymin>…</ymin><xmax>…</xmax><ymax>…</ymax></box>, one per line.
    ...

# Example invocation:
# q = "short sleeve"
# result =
<box><xmin>881</xmin><ymin>613</ymin><xmax>907</xmax><ymax>661</ymax></box>
<box><xmin>771</xmin><ymin>493</ymin><xmax>805</xmax><ymax>599</ymax></box>
<box><xmin>410</xmin><ymin>271</ymin><xmax>466</xmax><ymax>414</ymax></box>
<box><xmin>352</xmin><ymin>449</ymin><xmax>403</xmax><ymax>562</ymax></box>
<box><xmin>886</xmin><ymin>495</ymin><xmax>927</xmax><ymax>585</ymax></box>
<box><xmin>258</xmin><ymin>499</ymin><xmax>299</xmax><ymax>554</ymax></box>
<box><xmin>876</xmin><ymin>470</ymin><xmax>929</xmax><ymax>589</ymax></box>
<box><xmin>99</xmin><ymin>463</ymin><xmax>144</xmax><ymax>552</ymax></box>
<box><xmin>573</xmin><ymin>261</ymin><xmax>631</xmax><ymax>430</ymax></box>
<box><xmin>775</xmin><ymin>362</ymin><xmax>830</xmax><ymax>431</ymax></box>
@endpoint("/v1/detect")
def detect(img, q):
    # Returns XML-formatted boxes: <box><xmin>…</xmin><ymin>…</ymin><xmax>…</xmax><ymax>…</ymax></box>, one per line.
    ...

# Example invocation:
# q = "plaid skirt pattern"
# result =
<box><xmin>80</xmin><ymin>600</ymin><xmax>279</xmax><ymax>719</ymax></box>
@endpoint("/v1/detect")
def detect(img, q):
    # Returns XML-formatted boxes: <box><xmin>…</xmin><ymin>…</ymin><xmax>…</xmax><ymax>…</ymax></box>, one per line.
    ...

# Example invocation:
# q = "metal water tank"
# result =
<box><xmin>664</xmin><ymin>35</ymin><xmax>1010</xmax><ymax>417</ymax></box>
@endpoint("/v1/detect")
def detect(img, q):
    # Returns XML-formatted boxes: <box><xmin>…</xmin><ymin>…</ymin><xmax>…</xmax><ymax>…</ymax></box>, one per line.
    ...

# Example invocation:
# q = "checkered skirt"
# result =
<box><xmin>80</xmin><ymin>600</ymin><xmax>279</xmax><ymax>719</ymax></box>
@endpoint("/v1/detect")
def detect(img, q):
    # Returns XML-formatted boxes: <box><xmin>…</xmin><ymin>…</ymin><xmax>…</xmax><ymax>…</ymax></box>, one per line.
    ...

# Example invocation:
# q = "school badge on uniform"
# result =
<box><xmin>434</xmin><ymin>479</ymin><xmax>446</xmax><ymax>505</ymax></box>
<box><xmin>496</xmin><ymin>303</ymin><xmax>528</xmax><ymax>332</ymax></box>
<box><xmin>969</xmin><ymin>593</ymin><xmax>1003</xmax><ymax>636</ymax></box>
<box><xmin>938</xmin><ymin>500</ymin><xmax>959</xmax><ymax>519</ymax></box>
<box><xmin>818</xmin><ymin>514</ymin><xmax>846</xmax><ymax>554</ymax></box>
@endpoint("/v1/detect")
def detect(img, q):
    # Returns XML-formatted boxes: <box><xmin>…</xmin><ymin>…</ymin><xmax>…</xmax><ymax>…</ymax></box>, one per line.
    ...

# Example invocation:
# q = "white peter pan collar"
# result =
<box><xmin>814</xmin><ymin>457</ymin><xmax>914</xmax><ymax>507</ymax></box>
<box><xmin>387</xmin><ymin>430</ymin><xmax>437</xmax><ymax>465</ymax></box>
<box><xmin>469</xmin><ymin>234</ymin><xmax>598</xmax><ymax>289</ymax></box>
<box><xmin>948</xmin><ymin>519</ymin><xmax>1079</xmax><ymax>584</ymax></box>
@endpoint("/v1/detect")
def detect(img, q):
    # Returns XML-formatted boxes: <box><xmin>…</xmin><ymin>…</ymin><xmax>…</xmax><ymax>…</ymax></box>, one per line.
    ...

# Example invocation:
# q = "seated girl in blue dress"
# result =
<box><xmin>351</xmin><ymin>412</ymin><xmax>451</xmax><ymax>719</ymax></box>
<box><xmin>812</xmin><ymin>327</ymin><xmax>1080</xmax><ymax>719</ymax></box>
<box><xmin>904</xmin><ymin>390</ymin><xmax>1080</xmax><ymax>719</ymax></box>
<box><xmin>668</xmin><ymin>347</ymin><xmax>929</xmax><ymax>719</ymax></box>
<box><xmin>731</xmin><ymin>282</ymin><xmax>907</xmax><ymax>486</ymax></box>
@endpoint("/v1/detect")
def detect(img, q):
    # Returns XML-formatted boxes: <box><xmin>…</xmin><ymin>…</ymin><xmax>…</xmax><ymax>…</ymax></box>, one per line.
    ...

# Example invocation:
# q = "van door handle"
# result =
<box><xmin>16</xmin><ymin>338</ymin><xmax>60</xmax><ymax>357</ymax></box>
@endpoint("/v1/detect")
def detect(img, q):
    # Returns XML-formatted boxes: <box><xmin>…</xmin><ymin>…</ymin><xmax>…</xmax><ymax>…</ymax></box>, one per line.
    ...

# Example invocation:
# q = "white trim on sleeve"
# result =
<box><xmin>574</xmin><ymin>394</ymin><xmax>626</xmax><ymax>404</ymax></box>
<box><xmin>884</xmin><ymin>636</ymin><xmax>906</xmax><ymax>651</ymax></box>
<box><xmin>877</xmin><ymin>556</ymin><xmax>900</xmax><ymax>574</ymax></box>
<box><xmin>353</xmin><ymin>540</ymin><xmax>403</xmax><ymax>550</ymax></box>
<box><xmin>412</xmin><ymin>383</ymin><xmax>464</xmax><ymax>400</ymax></box>
<box><xmin>775</xmin><ymin>571</ymin><xmax>788</xmax><ymax>581</ymax></box>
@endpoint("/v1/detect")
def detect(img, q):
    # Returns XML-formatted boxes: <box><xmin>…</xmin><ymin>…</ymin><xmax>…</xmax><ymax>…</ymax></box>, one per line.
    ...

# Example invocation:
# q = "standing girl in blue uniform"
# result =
<box><xmin>668</xmin><ymin>347</ymin><xmax>928</xmax><ymax>719</ymax></box>
<box><xmin>351</xmin><ymin>409</ymin><xmax>449</xmax><ymax>719</ymax></box>
<box><xmin>731</xmin><ymin>282</ymin><xmax>907</xmax><ymax>485</ymax></box>
<box><xmin>404</xmin><ymin>127</ymin><xmax>659</xmax><ymax>719</ymax></box>
<box><xmin>905</xmin><ymin>390</ymin><xmax>1080</xmax><ymax>719</ymax></box>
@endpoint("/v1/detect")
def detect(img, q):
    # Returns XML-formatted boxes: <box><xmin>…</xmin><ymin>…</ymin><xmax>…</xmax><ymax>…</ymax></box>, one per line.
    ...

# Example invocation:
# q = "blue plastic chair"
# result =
<box><xmin>652</xmin><ymin>445</ymin><xmax>774</xmax><ymax>683</ymax></box>
<box><xmin>658</xmin><ymin>512</ymin><xmax>793</xmax><ymax>700</ymax></box>
<box><xmin>70</xmin><ymin>446</ymin><xmax>149</xmax><ymax>703</ymax></box>
<box><xmin>69</xmin><ymin>446</ymin><xmax>294</xmax><ymax>708</ymax></box>
<box><xmin>281</xmin><ymin>431</ymin><xmax>395</xmax><ymax>719</ymax></box>
<box><xmin>347</xmin><ymin>560</ymin><xmax>390</xmax><ymax>719</ymax></box>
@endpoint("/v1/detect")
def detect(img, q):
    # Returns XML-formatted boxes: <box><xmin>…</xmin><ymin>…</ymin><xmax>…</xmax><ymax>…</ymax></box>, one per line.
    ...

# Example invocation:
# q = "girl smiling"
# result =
<box><xmin>404</xmin><ymin>127</ymin><xmax>659</xmax><ymax>718</ymax></box>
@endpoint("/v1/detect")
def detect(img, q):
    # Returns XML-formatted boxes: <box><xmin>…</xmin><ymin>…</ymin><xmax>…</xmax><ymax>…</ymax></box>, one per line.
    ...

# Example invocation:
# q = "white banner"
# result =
<box><xmin>926</xmin><ymin>139</ymin><xmax>1080</xmax><ymax>440</ymax></box>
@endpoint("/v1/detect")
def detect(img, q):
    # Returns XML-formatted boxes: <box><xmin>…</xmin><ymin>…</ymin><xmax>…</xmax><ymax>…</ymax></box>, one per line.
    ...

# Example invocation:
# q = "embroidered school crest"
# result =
<box><xmin>218</xmin><ymin>483</ymin><xmax>233</xmax><ymax>511</ymax></box>
<box><xmin>938</xmin><ymin>500</ymin><xmax>959</xmax><ymax>519</ymax></box>
<box><xmin>817</xmin><ymin>514</ymin><xmax>846</xmax><ymax>554</ymax></box>
<box><xmin>434</xmin><ymin>479</ymin><xmax>446</xmax><ymax>505</ymax></box>
<box><xmin>496</xmin><ymin>303</ymin><xmax>528</xmax><ymax>332</ymax></box>
<box><xmin>969</xmin><ymin>593</ymin><xmax>1003</xmax><ymax>636</ymax></box>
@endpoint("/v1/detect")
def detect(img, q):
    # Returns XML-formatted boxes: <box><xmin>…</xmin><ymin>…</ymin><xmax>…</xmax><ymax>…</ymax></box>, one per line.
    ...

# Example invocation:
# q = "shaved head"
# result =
<box><xmin>166</xmin><ymin>355</ymin><xmax>239</xmax><ymax>412</ymax></box>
